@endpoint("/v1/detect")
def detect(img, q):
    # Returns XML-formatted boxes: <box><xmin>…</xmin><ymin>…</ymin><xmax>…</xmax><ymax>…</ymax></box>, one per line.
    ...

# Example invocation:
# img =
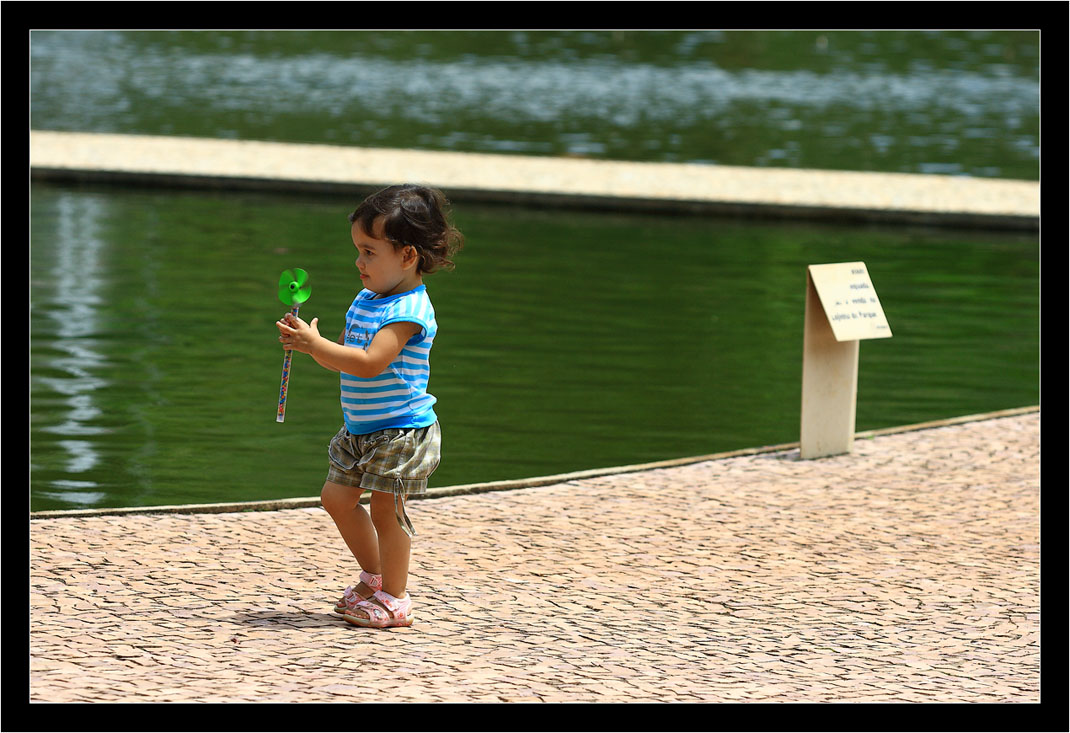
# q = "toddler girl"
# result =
<box><xmin>276</xmin><ymin>184</ymin><xmax>463</xmax><ymax>628</ymax></box>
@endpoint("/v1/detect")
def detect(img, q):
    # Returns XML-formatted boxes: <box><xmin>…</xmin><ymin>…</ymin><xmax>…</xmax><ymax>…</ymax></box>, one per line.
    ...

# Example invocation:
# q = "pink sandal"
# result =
<box><xmin>343</xmin><ymin>589</ymin><xmax>414</xmax><ymax>629</ymax></box>
<box><xmin>333</xmin><ymin>570</ymin><xmax>383</xmax><ymax>615</ymax></box>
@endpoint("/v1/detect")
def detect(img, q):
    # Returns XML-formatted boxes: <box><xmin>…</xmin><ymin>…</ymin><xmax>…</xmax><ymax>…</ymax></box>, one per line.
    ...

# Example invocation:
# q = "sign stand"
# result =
<box><xmin>800</xmin><ymin>262</ymin><xmax>892</xmax><ymax>459</ymax></box>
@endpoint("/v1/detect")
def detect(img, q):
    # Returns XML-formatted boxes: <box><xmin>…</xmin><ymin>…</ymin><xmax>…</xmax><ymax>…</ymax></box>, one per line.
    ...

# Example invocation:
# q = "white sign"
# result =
<box><xmin>807</xmin><ymin>262</ymin><xmax>892</xmax><ymax>342</ymax></box>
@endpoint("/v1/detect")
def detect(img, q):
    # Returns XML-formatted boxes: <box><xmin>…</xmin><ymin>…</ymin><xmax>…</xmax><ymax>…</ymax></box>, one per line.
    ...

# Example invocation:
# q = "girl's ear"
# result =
<box><xmin>403</xmin><ymin>245</ymin><xmax>420</xmax><ymax>269</ymax></box>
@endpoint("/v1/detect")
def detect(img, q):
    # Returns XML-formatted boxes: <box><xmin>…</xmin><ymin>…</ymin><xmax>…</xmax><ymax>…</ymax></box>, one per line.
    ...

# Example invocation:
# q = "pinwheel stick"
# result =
<box><xmin>276</xmin><ymin>268</ymin><xmax>311</xmax><ymax>423</ymax></box>
<box><xmin>276</xmin><ymin>303</ymin><xmax>300</xmax><ymax>423</ymax></box>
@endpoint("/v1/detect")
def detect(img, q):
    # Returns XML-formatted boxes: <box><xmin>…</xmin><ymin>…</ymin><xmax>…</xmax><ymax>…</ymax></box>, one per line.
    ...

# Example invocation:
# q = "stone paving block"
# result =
<box><xmin>29</xmin><ymin>412</ymin><xmax>1039</xmax><ymax>703</ymax></box>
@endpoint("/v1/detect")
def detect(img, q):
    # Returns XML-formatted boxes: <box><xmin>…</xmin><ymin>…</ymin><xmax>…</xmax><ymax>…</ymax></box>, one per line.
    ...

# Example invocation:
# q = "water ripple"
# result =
<box><xmin>30</xmin><ymin>31</ymin><xmax>1038</xmax><ymax>176</ymax></box>
<box><xmin>35</xmin><ymin>192</ymin><xmax>110</xmax><ymax>500</ymax></box>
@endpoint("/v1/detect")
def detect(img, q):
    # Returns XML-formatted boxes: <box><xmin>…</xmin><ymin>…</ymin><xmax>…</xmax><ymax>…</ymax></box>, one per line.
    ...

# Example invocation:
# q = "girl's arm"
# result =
<box><xmin>307</xmin><ymin>330</ymin><xmax>345</xmax><ymax>372</ymax></box>
<box><xmin>277</xmin><ymin>314</ymin><xmax>420</xmax><ymax>378</ymax></box>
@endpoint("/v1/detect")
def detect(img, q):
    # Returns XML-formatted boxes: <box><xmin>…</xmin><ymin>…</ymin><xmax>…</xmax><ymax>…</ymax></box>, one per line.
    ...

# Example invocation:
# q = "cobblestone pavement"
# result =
<box><xmin>29</xmin><ymin>412</ymin><xmax>1039</xmax><ymax>703</ymax></box>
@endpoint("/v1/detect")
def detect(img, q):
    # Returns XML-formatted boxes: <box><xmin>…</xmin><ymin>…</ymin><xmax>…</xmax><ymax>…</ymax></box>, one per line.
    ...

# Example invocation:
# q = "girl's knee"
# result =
<box><xmin>321</xmin><ymin>481</ymin><xmax>362</xmax><ymax>515</ymax></box>
<box><xmin>369</xmin><ymin>491</ymin><xmax>403</xmax><ymax>529</ymax></box>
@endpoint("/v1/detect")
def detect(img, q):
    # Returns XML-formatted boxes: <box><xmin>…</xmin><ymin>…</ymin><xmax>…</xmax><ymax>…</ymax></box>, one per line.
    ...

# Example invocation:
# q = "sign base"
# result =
<box><xmin>800</xmin><ymin>270</ymin><xmax>860</xmax><ymax>459</ymax></box>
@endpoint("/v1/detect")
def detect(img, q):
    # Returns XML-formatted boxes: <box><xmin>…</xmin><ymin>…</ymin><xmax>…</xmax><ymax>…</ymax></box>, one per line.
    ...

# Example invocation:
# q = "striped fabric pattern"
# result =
<box><xmin>340</xmin><ymin>285</ymin><xmax>438</xmax><ymax>435</ymax></box>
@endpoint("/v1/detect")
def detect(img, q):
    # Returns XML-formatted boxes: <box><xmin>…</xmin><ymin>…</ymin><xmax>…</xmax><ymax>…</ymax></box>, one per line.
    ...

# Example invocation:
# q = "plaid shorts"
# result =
<box><xmin>325</xmin><ymin>422</ymin><xmax>441</xmax><ymax>536</ymax></box>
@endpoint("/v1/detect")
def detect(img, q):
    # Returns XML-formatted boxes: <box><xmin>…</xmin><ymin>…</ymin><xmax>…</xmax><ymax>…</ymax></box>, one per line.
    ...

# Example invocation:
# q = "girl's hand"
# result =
<box><xmin>276</xmin><ymin>312</ymin><xmax>321</xmax><ymax>354</ymax></box>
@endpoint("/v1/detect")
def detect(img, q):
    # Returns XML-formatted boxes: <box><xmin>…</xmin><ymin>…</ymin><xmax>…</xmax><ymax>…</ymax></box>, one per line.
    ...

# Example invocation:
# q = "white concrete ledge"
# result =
<box><xmin>30</xmin><ymin>130</ymin><xmax>1038</xmax><ymax>229</ymax></box>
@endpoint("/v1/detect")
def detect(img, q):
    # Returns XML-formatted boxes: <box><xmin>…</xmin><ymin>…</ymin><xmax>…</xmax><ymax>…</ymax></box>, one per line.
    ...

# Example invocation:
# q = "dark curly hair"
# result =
<box><xmin>348</xmin><ymin>184</ymin><xmax>464</xmax><ymax>274</ymax></box>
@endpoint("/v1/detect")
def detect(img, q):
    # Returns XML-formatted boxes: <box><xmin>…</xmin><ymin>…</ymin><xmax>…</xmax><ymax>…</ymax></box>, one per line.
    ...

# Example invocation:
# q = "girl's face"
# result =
<box><xmin>351</xmin><ymin>218</ymin><xmax>420</xmax><ymax>297</ymax></box>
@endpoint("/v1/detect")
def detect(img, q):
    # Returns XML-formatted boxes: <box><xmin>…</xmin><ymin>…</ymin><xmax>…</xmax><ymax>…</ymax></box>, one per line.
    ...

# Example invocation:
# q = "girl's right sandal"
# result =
<box><xmin>333</xmin><ymin>570</ymin><xmax>383</xmax><ymax>615</ymax></box>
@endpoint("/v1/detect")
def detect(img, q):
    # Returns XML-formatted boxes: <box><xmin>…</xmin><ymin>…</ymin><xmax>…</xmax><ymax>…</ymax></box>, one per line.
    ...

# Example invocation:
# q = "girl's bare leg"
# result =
<box><xmin>320</xmin><ymin>481</ymin><xmax>381</xmax><ymax>595</ymax></box>
<box><xmin>370</xmin><ymin>491</ymin><xmax>411</xmax><ymax>599</ymax></box>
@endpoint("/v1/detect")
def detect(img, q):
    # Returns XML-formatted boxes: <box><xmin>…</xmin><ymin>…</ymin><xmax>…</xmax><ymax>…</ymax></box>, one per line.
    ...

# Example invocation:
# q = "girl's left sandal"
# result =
<box><xmin>343</xmin><ymin>589</ymin><xmax>414</xmax><ymax>629</ymax></box>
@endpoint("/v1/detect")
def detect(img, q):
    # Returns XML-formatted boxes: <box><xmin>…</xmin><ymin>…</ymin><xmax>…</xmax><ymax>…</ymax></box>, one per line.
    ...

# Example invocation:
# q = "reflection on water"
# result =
<box><xmin>29</xmin><ymin>30</ymin><xmax>1039</xmax><ymax>179</ymax></box>
<box><xmin>33</xmin><ymin>193</ymin><xmax>109</xmax><ymax>506</ymax></box>
<box><xmin>30</xmin><ymin>184</ymin><xmax>1039</xmax><ymax>512</ymax></box>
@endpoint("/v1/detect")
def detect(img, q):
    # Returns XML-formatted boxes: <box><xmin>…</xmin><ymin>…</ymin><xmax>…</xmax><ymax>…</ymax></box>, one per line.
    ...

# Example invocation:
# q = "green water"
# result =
<box><xmin>29</xmin><ymin>30</ymin><xmax>1039</xmax><ymax>179</ymax></box>
<box><xmin>29</xmin><ymin>30</ymin><xmax>1041</xmax><ymax>509</ymax></box>
<box><xmin>29</xmin><ymin>183</ymin><xmax>1038</xmax><ymax>511</ymax></box>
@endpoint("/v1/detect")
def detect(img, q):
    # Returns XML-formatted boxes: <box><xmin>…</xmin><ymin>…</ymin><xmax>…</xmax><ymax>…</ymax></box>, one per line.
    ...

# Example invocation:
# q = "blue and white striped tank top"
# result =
<box><xmin>340</xmin><ymin>285</ymin><xmax>438</xmax><ymax>435</ymax></box>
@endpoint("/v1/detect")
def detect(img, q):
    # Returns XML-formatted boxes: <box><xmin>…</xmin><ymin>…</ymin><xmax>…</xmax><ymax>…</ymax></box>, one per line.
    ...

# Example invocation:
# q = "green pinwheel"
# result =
<box><xmin>276</xmin><ymin>269</ymin><xmax>311</xmax><ymax>423</ymax></box>
<box><xmin>278</xmin><ymin>268</ymin><xmax>312</xmax><ymax>308</ymax></box>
